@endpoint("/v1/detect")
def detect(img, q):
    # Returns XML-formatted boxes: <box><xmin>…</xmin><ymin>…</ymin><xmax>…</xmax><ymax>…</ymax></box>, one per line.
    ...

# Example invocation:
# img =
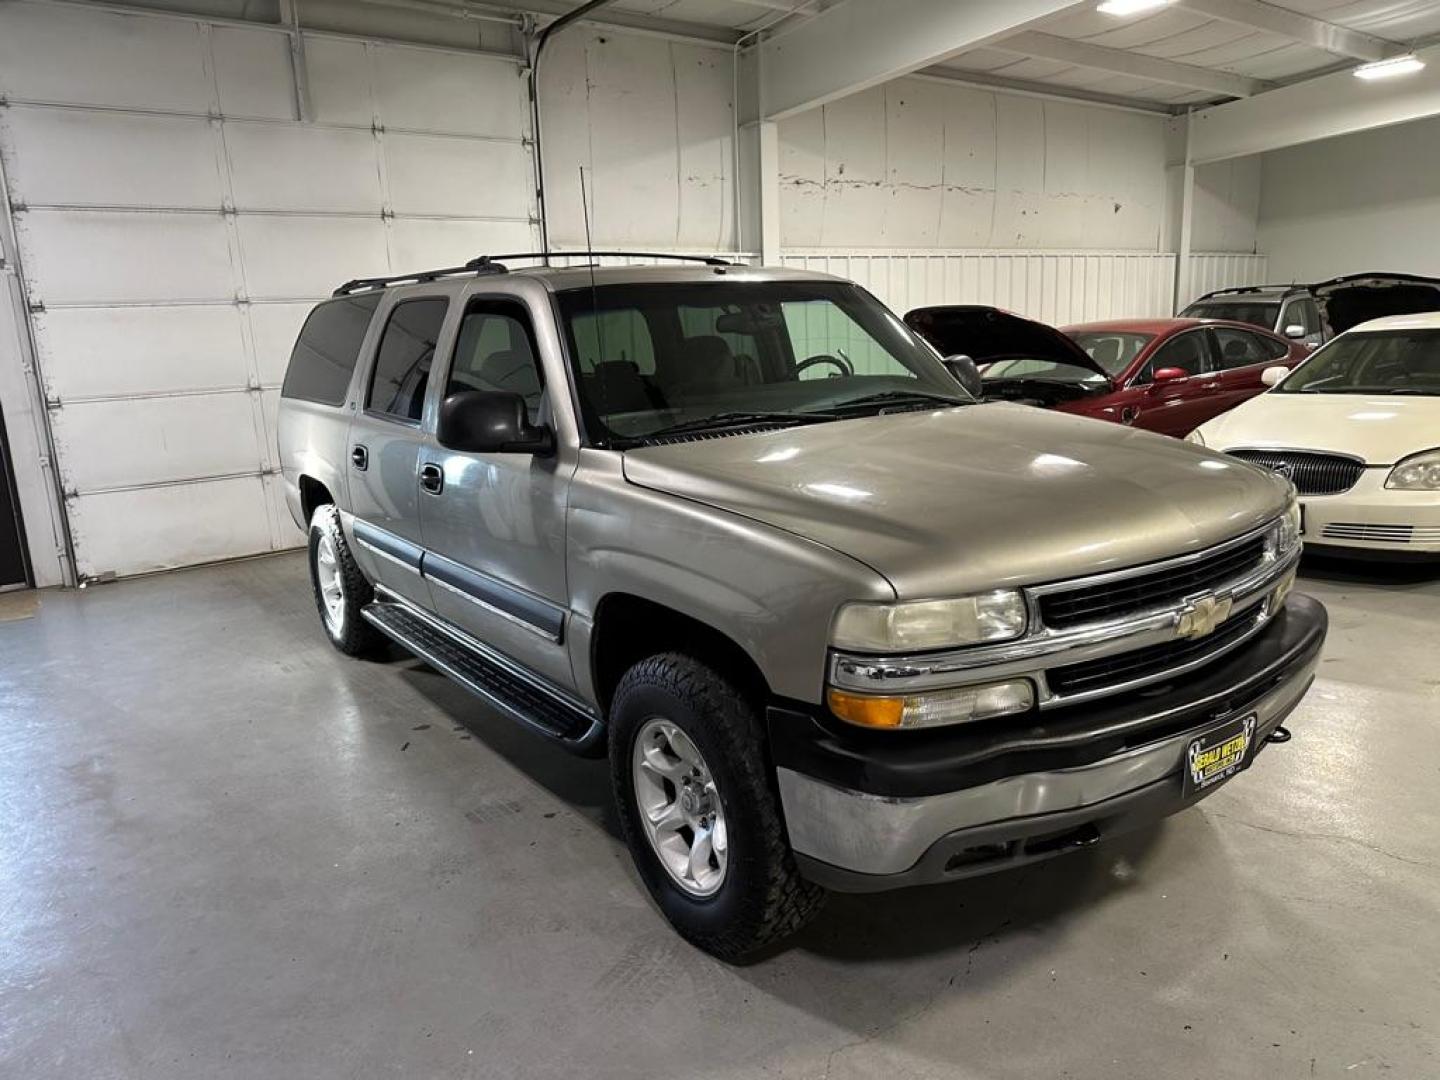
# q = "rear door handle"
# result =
<box><xmin>419</xmin><ymin>463</ymin><xmax>444</xmax><ymax>495</ymax></box>
<box><xmin>351</xmin><ymin>445</ymin><xmax>368</xmax><ymax>471</ymax></box>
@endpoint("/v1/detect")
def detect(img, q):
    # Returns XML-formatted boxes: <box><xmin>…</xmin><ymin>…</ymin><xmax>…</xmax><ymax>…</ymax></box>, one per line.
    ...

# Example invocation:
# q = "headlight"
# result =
<box><xmin>1386</xmin><ymin>448</ymin><xmax>1440</xmax><ymax>490</ymax></box>
<box><xmin>1274</xmin><ymin>497</ymin><xmax>1302</xmax><ymax>555</ymax></box>
<box><xmin>1185</xmin><ymin>429</ymin><xmax>1206</xmax><ymax>447</ymax></box>
<box><xmin>827</xmin><ymin>680</ymin><xmax>1035</xmax><ymax>730</ymax></box>
<box><xmin>832</xmin><ymin>591</ymin><xmax>1027</xmax><ymax>652</ymax></box>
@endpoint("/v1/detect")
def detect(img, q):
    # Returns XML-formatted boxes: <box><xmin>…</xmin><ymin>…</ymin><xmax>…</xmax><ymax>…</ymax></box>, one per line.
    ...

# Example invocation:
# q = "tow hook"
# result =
<box><xmin>1266</xmin><ymin>725</ymin><xmax>1292</xmax><ymax>745</ymax></box>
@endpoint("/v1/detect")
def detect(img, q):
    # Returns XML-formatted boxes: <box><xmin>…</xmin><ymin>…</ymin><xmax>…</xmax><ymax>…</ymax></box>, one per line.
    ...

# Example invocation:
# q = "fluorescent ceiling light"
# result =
<box><xmin>1096</xmin><ymin>0</ymin><xmax>1173</xmax><ymax>15</ymax></box>
<box><xmin>1353</xmin><ymin>54</ymin><xmax>1426</xmax><ymax>80</ymax></box>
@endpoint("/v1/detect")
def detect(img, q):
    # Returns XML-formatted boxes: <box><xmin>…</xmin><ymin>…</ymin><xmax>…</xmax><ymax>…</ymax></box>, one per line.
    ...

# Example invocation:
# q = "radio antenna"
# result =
<box><xmin>579</xmin><ymin>165</ymin><xmax>610</xmax><ymax>430</ymax></box>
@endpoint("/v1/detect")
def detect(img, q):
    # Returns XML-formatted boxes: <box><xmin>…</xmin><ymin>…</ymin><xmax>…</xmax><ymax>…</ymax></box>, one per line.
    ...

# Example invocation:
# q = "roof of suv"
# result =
<box><xmin>331</xmin><ymin>255</ymin><xmax>843</xmax><ymax>298</ymax></box>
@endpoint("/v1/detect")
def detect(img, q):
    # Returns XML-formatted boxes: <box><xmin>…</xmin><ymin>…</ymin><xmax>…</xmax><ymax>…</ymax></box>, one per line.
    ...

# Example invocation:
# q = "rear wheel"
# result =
<box><xmin>609</xmin><ymin>653</ymin><xmax>826</xmax><ymax>961</ymax></box>
<box><xmin>307</xmin><ymin>504</ymin><xmax>381</xmax><ymax>656</ymax></box>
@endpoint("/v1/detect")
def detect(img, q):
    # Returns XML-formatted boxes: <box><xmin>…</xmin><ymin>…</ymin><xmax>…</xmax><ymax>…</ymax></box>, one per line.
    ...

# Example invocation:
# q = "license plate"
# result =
<box><xmin>1183</xmin><ymin>713</ymin><xmax>1258</xmax><ymax>799</ymax></box>
<box><xmin>1298</xmin><ymin>502</ymin><xmax>1307</xmax><ymax>536</ymax></box>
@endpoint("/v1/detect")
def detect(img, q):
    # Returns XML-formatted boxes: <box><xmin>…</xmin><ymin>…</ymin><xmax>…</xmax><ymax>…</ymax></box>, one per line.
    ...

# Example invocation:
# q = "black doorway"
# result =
<box><xmin>0</xmin><ymin>401</ymin><xmax>31</xmax><ymax>591</ymax></box>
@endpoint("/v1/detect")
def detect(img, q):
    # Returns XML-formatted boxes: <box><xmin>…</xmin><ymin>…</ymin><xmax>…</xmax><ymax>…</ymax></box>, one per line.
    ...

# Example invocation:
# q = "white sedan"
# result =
<box><xmin>1189</xmin><ymin>311</ymin><xmax>1440</xmax><ymax>559</ymax></box>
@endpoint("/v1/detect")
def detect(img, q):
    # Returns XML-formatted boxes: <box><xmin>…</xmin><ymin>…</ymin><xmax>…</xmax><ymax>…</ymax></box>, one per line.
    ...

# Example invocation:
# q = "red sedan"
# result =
<box><xmin>904</xmin><ymin>307</ymin><xmax>1309</xmax><ymax>438</ymax></box>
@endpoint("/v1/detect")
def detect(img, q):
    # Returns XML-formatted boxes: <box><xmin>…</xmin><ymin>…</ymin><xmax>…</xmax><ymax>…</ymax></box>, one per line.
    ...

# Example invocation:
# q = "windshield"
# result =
<box><xmin>1277</xmin><ymin>329</ymin><xmax>1440</xmax><ymax>396</ymax></box>
<box><xmin>981</xmin><ymin>357</ymin><xmax>1109</xmax><ymax>386</ymax></box>
<box><xmin>1066</xmin><ymin>331</ymin><xmax>1155</xmax><ymax>377</ymax></box>
<box><xmin>1180</xmin><ymin>300</ymin><xmax>1279</xmax><ymax>329</ymax></box>
<box><xmin>556</xmin><ymin>281</ymin><xmax>970</xmax><ymax>445</ymax></box>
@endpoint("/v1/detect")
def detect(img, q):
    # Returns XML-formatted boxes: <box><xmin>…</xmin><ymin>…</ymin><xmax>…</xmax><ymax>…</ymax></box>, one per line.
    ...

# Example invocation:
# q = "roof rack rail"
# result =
<box><xmin>1199</xmin><ymin>284</ymin><xmax>1293</xmax><ymax>297</ymax></box>
<box><xmin>332</xmin><ymin>251</ymin><xmax>734</xmax><ymax>296</ymax></box>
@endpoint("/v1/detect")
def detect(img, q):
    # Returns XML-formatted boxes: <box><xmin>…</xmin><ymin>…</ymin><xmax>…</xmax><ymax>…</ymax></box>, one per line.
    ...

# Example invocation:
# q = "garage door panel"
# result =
<box><xmin>1</xmin><ymin>108</ymin><xmax>222</xmax><ymax>211</ymax></box>
<box><xmin>236</xmin><ymin>216</ymin><xmax>388</xmax><ymax>300</ymax></box>
<box><xmin>374</xmin><ymin>46</ymin><xmax>526</xmax><ymax>138</ymax></box>
<box><xmin>17</xmin><ymin>211</ymin><xmax>235</xmax><ymax>305</ymax></box>
<box><xmin>248</xmin><ymin>303</ymin><xmax>315</xmax><ymax>387</ymax></box>
<box><xmin>212</xmin><ymin>26</ymin><xmax>298</xmax><ymax>121</ymax></box>
<box><xmin>36</xmin><ymin>306</ymin><xmax>249</xmax><ymax>401</ymax></box>
<box><xmin>305</xmin><ymin>37</ymin><xmax>376</xmax><ymax>127</ymax></box>
<box><xmin>226</xmin><ymin>125</ymin><xmax>382</xmax><ymax>213</ymax></box>
<box><xmin>259</xmin><ymin>388</ymin><xmax>282</xmax><ymax>471</ymax></box>
<box><xmin>384</xmin><ymin>133</ymin><xmax>531</xmax><ymax>219</ymax></box>
<box><xmin>54</xmin><ymin>393</ymin><xmax>262</xmax><ymax>492</ymax></box>
<box><xmin>70</xmin><ymin>476</ymin><xmax>274</xmax><ymax>578</ymax></box>
<box><xmin>0</xmin><ymin>3</ymin><xmax>210</xmax><ymax>112</ymax></box>
<box><xmin>388</xmin><ymin>219</ymin><xmax>535</xmax><ymax>273</ymax></box>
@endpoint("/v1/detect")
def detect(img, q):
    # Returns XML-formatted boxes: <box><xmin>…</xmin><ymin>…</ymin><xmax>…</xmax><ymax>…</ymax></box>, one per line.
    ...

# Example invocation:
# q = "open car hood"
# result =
<box><xmin>903</xmin><ymin>305</ymin><xmax>1108</xmax><ymax>379</ymax></box>
<box><xmin>1312</xmin><ymin>273</ymin><xmax>1440</xmax><ymax>334</ymax></box>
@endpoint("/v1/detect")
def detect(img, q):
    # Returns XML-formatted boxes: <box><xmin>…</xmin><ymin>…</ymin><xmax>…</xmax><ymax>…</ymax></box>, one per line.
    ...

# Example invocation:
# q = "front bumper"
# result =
<box><xmin>771</xmin><ymin>593</ymin><xmax>1327</xmax><ymax>892</ymax></box>
<box><xmin>1301</xmin><ymin>470</ymin><xmax>1440</xmax><ymax>556</ymax></box>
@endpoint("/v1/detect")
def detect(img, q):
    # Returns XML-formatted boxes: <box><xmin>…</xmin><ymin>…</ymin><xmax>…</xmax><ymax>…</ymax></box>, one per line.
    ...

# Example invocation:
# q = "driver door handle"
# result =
<box><xmin>351</xmin><ymin>445</ymin><xmax>368</xmax><ymax>471</ymax></box>
<box><xmin>419</xmin><ymin>463</ymin><xmax>444</xmax><ymax>495</ymax></box>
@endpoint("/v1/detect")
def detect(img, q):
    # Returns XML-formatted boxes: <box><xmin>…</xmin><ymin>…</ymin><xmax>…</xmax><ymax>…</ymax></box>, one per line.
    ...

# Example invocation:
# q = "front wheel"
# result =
<box><xmin>609</xmin><ymin>654</ymin><xmax>825</xmax><ymax>961</ymax></box>
<box><xmin>307</xmin><ymin>504</ymin><xmax>382</xmax><ymax>656</ymax></box>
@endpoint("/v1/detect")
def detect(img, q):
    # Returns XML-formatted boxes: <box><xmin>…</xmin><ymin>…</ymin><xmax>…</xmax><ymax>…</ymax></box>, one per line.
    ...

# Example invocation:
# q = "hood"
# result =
<box><xmin>1197</xmin><ymin>392</ymin><xmax>1440</xmax><ymax>466</ymax></box>
<box><xmin>1312</xmin><ymin>273</ymin><xmax>1440</xmax><ymax>334</ymax></box>
<box><xmin>621</xmin><ymin>404</ymin><xmax>1289</xmax><ymax>599</ymax></box>
<box><xmin>903</xmin><ymin>305</ymin><xmax>1108</xmax><ymax>379</ymax></box>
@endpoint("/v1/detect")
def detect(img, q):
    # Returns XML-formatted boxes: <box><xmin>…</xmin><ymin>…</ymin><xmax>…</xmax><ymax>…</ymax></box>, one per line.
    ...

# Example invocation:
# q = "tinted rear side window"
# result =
<box><xmin>367</xmin><ymin>298</ymin><xmax>449</xmax><ymax>422</ymax></box>
<box><xmin>281</xmin><ymin>293</ymin><xmax>383</xmax><ymax>406</ymax></box>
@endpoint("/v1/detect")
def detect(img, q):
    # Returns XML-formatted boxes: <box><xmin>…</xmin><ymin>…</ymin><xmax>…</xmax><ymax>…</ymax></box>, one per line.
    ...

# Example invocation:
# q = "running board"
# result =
<box><xmin>361</xmin><ymin>599</ymin><xmax>603</xmax><ymax>753</ymax></box>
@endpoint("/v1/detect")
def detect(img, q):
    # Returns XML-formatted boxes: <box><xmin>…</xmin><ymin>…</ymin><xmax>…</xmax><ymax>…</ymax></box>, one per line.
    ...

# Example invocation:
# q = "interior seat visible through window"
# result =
<box><xmin>448</xmin><ymin>300</ymin><xmax>546</xmax><ymax>423</ymax></box>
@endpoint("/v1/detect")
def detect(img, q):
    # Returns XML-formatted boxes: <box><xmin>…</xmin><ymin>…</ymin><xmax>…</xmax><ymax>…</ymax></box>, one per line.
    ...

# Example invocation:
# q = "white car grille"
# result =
<box><xmin>1321</xmin><ymin>522</ymin><xmax>1440</xmax><ymax>544</ymax></box>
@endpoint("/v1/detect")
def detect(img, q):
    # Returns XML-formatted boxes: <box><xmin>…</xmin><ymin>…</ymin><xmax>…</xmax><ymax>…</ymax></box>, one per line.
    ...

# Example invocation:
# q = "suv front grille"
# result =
<box><xmin>1037</xmin><ymin>534</ymin><xmax>1267</xmax><ymax>630</ymax></box>
<box><xmin>1226</xmin><ymin>449</ymin><xmax>1365</xmax><ymax>495</ymax></box>
<box><xmin>1047</xmin><ymin>608</ymin><xmax>1261</xmax><ymax>697</ymax></box>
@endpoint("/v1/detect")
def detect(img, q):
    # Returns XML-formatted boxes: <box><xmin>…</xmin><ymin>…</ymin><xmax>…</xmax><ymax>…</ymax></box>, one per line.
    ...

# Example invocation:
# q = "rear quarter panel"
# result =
<box><xmin>277</xmin><ymin>397</ymin><xmax>352</xmax><ymax>530</ymax></box>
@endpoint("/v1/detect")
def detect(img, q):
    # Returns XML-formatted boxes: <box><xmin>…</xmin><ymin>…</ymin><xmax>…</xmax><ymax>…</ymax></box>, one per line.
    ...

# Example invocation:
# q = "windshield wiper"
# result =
<box><xmin>635</xmin><ymin>410</ymin><xmax>838</xmax><ymax>440</ymax></box>
<box><xmin>829</xmin><ymin>389</ymin><xmax>969</xmax><ymax>411</ymax></box>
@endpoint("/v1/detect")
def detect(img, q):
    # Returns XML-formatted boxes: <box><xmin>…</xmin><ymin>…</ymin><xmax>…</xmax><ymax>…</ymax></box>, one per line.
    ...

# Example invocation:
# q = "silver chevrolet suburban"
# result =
<box><xmin>277</xmin><ymin>253</ymin><xmax>1327</xmax><ymax>960</ymax></box>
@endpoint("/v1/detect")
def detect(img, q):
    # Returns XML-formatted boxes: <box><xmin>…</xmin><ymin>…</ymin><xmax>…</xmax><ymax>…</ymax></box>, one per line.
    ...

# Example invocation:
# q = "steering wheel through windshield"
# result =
<box><xmin>795</xmin><ymin>353</ymin><xmax>854</xmax><ymax>378</ymax></box>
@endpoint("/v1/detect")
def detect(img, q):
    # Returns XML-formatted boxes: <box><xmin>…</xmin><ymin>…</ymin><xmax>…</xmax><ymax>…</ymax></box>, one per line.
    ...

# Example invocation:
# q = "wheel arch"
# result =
<box><xmin>298</xmin><ymin>475</ymin><xmax>335</xmax><ymax>525</ymax></box>
<box><xmin>590</xmin><ymin>593</ymin><xmax>770</xmax><ymax>716</ymax></box>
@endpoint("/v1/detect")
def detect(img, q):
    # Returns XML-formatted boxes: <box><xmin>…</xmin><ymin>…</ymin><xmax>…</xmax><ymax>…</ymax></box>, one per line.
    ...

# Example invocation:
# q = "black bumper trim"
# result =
<box><xmin>769</xmin><ymin>593</ymin><xmax>1327</xmax><ymax>800</ymax></box>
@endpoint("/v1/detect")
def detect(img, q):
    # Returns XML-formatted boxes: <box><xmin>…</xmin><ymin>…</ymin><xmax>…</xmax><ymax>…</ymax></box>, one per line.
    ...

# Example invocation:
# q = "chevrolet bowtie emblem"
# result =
<box><xmin>1175</xmin><ymin>594</ymin><xmax>1233</xmax><ymax>640</ymax></box>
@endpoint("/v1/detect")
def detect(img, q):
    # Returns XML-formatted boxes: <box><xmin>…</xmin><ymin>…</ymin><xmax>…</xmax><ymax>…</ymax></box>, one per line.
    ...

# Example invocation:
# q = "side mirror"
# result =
<box><xmin>942</xmin><ymin>354</ymin><xmax>984</xmax><ymax>398</ymax></box>
<box><xmin>1261</xmin><ymin>365</ymin><xmax>1290</xmax><ymax>388</ymax></box>
<box><xmin>1283</xmin><ymin>324</ymin><xmax>1306</xmax><ymax>339</ymax></box>
<box><xmin>1151</xmin><ymin>366</ymin><xmax>1190</xmax><ymax>384</ymax></box>
<box><xmin>437</xmin><ymin>390</ymin><xmax>554</xmax><ymax>455</ymax></box>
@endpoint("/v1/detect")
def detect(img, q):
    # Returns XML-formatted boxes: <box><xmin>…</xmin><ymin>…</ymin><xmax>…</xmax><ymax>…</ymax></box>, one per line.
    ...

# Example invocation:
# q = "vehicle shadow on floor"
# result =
<box><xmin>395</xmin><ymin>657</ymin><xmax>619</xmax><ymax>834</ymax></box>
<box><xmin>397</xmin><ymin>653</ymin><xmax>1186</xmax><ymax>975</ymax></box>
<box><xmin>779</xmin><ymin>823</ymin><xmax>1165</xmax><ymax>964</ymax></box>
<box><xmin>1299</xmin><ymin>552</ymin><xmax>1440</xmax><ymax>587</ymax></box>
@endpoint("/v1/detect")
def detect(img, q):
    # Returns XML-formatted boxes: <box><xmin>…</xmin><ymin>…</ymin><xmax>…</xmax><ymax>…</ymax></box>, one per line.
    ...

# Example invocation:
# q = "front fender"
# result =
<box><xmin>566</xmin><ymin>451</ymin><xmax>893</xmax><ymax>705</ymax></box>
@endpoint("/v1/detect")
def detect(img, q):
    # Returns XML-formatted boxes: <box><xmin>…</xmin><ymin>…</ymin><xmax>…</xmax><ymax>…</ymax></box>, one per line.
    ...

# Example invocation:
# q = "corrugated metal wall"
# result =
<box><xmin>780</xmin><ymin>250</ymin><xmax>1179</xmax><ymax>323</ymax></box>
<box><xmin>0</xmin><ymin>0</ymin><xmax>536</xmax><ymax>578</ymax></box>
<box><xmin>781</xmin><ymin>250</ymin><xmax>1269</xmax><ymax>321</ymax></box>
<box><xmin>1185</xmin><ymin>253</ymin><xmax>1273</xmax><ymax>307</ymax></box>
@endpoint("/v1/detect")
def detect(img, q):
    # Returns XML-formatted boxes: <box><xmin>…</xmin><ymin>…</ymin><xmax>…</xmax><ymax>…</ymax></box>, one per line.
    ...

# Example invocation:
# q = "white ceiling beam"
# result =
<box><xmin>1176</xmin><ymin>0</ymin><xmax>1399</xmax><ymax>64</ymax></box>
<box><xmin>991</xmin><ymin>30</ymin><xmax>1268</xmax><ymax>98</ymax></box>
<box><xmin>758</xmin><ymin>0</ymin><xmax>1089</xmax><ymax>120</ymax></box>
<box><xmin>1189</xmin><ymin>41</ymin><xmax>1440</xmax><ymax>162</ymax></box>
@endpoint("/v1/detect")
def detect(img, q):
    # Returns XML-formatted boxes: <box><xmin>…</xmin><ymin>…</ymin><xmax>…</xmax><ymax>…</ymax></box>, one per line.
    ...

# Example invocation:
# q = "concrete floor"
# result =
<box><xmin>1</xmin><ymin>552</ymin><xmax>1437</xmax><ymax>1080</ymax></box>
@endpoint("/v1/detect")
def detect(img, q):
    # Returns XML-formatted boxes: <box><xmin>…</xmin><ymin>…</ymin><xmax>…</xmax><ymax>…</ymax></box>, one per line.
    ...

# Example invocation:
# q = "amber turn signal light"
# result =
<box><xmin>826</xmin><ymin>688</ymin><xmax>905</xmax><ymax>729</ymax></box>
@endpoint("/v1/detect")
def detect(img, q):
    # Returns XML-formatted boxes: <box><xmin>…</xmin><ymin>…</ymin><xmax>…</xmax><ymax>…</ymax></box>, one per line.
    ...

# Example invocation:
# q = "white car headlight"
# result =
<box><xmin>1185</xmin><ymin>429</ymin><xmax>1206</xmax><ymax>447</ymax></box>
<box><xmin>1385</xmin><ymin>448</ymin><xmax>1440</xmax><ymax>490</ymax></box>
<box><xmin>832</xmin><ymin>591</ymin><xmax>1027</xmax><ymax>652</ymax></box>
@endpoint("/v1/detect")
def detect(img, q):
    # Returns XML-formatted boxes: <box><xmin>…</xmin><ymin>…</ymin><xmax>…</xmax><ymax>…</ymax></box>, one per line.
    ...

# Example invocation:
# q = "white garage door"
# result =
<box><xmin>0</xmin><ymin>1</ymin><xmax>536</xmax><ymax>578</ymax></box>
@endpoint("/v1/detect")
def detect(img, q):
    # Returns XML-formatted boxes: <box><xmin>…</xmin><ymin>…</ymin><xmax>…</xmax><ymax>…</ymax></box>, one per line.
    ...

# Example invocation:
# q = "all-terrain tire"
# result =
<box><xmin>609</xmin><ymin>653</ymin><xmax>826</xmax><ymax>961</ymax></box>
<box><xmin>307</xmin><ymin>503</ymin><xmax>383</xmax><ymax>657</ymax></box>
